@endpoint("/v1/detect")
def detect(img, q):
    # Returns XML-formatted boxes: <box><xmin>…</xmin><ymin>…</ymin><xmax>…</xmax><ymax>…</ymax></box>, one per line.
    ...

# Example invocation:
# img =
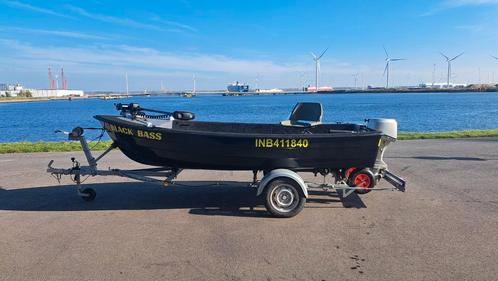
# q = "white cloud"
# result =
<box><xmin>0</xmin><ymin>26</ymin><xmax>110</xmax><ymax>40</ymax></box>
<box><xmin>149</xmin><ymin>15</ymin><xmax>197</xmax><ymax>33</ymax></box>
<box><xmin>64</xmin><ymin>5</ymin><xmax>193</xmax><ymax>34</ymax></box>
<box><xmin>0</xmin><ymin>39</ymin><xmax>306</xmax><ymax>76</ymax></box>
<box><xmin>455</xmin><ymin>23</ymin><xmax>486</xmax><ymax>32</ymax></box>
<box><xmin>8</xmin><ymin>38</ymin><xmax>491</xmax><ymax>90</ymax></box>
<box><xmin>9</xmin><ymin>41</ymin><xmax>496</xmax><ymax>90</ymax></box>
<box><xmin>2</xmin><ymin>1</ymin><xmax>197</xmax><ymax>34</ymax></box>
<box><xmin>2</xmin><ymin>0</ymin><xmax>73</xmax><ymax>18</ymax></box>
<box><xmin>0</xmin><ymin>39</ymin><xmax>369</xmax><ymax>90</ymax></box>
<box><xmin>448</xmin><ymin>0</ymin><xmax>498</xmax><ymax>6</ymax></box>
<box><xmin>421</xmin><ymin>0</ymin><xmax>498</xmax><ymax>16</ymax></box>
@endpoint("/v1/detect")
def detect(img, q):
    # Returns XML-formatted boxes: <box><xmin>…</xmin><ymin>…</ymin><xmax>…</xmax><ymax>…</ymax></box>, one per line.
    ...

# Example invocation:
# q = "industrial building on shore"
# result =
<box><xmin>1</xmin><ymin>68</ymin><xmax>84</xmax><ymax>98</ymax></box>
<box><xmin>0</xmin><ymin>83</ymin><xmax>84</xmax><ymax>98</ymax></box>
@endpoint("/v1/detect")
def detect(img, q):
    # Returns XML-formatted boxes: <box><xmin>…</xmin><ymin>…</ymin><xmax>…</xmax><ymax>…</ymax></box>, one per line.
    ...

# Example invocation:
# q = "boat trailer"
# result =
<box><xmin>47</xmin><ymin>127</ymin><xmax>406</xmax><ymax>217</ymax></box>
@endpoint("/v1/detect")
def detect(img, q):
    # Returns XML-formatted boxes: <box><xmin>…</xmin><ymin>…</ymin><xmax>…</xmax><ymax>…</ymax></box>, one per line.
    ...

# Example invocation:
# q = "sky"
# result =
<box><xmin>1</xmin><ymin>0</ymin><xmax>498</xmax><ymax>91</ymax></box>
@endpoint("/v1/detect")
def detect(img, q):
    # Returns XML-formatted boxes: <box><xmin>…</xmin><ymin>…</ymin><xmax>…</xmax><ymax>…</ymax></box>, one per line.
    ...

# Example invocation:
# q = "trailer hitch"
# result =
<box><xmin>47</xmin><ymin>128</ymin><xmax>183</xmax><ymax>201</ymax></box>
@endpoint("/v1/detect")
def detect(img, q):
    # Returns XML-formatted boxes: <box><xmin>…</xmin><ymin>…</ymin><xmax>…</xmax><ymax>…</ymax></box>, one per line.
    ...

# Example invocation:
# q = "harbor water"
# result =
<box><xmin>0</xmin><ymin>92</ymin><xmax>497</xmax><ymax>142</ymax></box>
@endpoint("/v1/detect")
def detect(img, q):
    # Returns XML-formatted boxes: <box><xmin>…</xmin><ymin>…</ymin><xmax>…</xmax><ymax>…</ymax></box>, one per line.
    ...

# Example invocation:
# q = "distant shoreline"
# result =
<box><xmin>1</xmin><ymin>88</ymin><xmax>498</xmax><ymax>104</ymax></box>
<box><xmin>0</xmin><ymin>97</ymin><xmax>51</xmax><ymax>103</ymax></box>
<box><xmin>221</xmin><ymin>87</ymin><xmax>498</xmax><ymax>95</ymax></box>
<box><xmin>0</xmin><ymin>96</ymin><xmax>88</xmax><ymax>104</ymax></box>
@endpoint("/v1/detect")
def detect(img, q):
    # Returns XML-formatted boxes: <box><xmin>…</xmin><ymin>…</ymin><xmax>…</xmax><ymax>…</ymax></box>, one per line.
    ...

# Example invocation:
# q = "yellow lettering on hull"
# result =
<box><xmin>103</xmin><ymin>122</ymin><xmax>162</xmax><ymax>141</ymax></box>
<box><xmin>255</xmin><ymin>138</ymin><xmax>309</xmax><ymax>149</ymax></box>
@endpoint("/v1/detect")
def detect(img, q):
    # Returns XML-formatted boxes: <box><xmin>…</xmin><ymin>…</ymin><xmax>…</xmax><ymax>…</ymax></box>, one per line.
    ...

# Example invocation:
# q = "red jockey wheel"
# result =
<box><xmin>348</xmin><ymin>168</ymin><xmax>376</xmax><ymax>194</ymax></box>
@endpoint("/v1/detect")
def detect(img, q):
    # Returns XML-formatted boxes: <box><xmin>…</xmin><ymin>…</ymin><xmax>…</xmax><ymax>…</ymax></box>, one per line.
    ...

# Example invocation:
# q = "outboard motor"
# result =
<box><xmin>367</xmin><ymin>118</ymin><xmax>397</xmax><ymax>140</ymax></box>
<box><xmin>365</xmin><ymin>118</ymin><xmax>406</xmax><ymax>191</ymax></box>
<box><xmin>367</xmin><ymin>118</ymin><xmax>398</xmax><ymax>171</ymax></box>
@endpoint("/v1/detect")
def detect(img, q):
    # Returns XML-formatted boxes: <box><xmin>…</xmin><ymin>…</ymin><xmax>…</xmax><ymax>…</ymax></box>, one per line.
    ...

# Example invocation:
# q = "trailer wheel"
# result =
<box><xmin>80</xmin><ymin>188</ymin><xmax>96</xmax><ymax>202</ymax></box>
<box><xmin>348</xmin><ymin>168</ymin><xmax>375</xmax><ymax>194</ymax></box>
<box><xmin>264</xmin><ymin>178</ymin><xmax>305</xmax><ymax>218</ymax></box>
<box><xmin>344</xmin><ymin>167</ymin><xmax>356</xmax><ymax>179</ymax></box>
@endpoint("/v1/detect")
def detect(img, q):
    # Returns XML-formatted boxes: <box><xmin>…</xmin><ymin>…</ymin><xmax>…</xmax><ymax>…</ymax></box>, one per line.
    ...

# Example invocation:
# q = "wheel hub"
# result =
<box><xmin>270</xmin><ymin>184</ymin><xmax>298</xmax><ymax>212</ymax></box>
<box><xmin>354</xmin><ymin>174</ymin><xmax>371</xmax><ymax>189</ymax></box>
<box><xmin>276</xmin><ymin>188</ymin><xmax>294</xmax><ymax>207</ymax></box>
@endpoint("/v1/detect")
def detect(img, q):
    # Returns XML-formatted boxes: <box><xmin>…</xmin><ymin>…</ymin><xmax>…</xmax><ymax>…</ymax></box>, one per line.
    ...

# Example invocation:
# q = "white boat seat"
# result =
<box><xmin>280</xmin><ymin>102</ymin><xmax>323</xmax><ymax>127</ymax></box>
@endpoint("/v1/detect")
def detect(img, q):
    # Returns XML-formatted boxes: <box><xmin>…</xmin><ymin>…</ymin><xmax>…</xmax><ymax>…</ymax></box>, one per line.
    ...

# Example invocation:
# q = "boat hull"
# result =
<box><xmin>95</xmin><ymin>115</ymin><xmax>383</xmax><ymax>171</ymax></box>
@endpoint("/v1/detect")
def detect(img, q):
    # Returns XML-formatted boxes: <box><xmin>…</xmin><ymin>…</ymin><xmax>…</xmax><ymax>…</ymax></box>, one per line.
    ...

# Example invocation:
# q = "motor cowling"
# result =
<box><xmin>367</xmin><ymin>118</ymin><xmax>397</xmax><ymax>139</ymax></box>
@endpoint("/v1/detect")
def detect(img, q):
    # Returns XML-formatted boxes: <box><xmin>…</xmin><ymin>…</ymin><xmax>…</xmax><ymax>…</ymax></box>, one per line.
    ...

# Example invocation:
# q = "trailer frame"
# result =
<box><xmin>47</xmin><ymin>127</ymin><xmax>406</xmax><ymax>217</ymax></box>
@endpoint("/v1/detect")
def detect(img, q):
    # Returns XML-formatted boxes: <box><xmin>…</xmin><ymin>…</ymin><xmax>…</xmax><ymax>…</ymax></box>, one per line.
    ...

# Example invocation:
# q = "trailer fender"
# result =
<box><xmin>257</xmin><ymin>169</ymin><xmax>308</xmax><ymax>198</ymax></box>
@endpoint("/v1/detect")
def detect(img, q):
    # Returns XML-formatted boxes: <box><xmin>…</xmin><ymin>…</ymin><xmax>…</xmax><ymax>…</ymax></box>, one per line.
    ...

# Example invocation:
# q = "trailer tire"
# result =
<box><xmin>264</xmin><ymin>178</ymin><xmax>305</xmax><ymax>218</ymax></box>
<box><xmin>348</xmin><ymin>168</ymin><xmax>375</xmax><ymax>194</ymax></box>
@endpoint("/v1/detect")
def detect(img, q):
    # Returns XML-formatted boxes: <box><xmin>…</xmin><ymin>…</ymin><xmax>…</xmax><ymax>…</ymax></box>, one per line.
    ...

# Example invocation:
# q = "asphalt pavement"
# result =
<box><xmin>1</xmin><ymin>138</ymin><xmax>497</xmax><ymax>281</ymax></box>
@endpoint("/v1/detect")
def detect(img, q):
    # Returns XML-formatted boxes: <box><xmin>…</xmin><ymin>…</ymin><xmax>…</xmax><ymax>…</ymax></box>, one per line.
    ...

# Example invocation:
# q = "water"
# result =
<box><xmin>1</xmin><ymin>92</ymin><xmax>497</xmax><ymax>142</ymax></box>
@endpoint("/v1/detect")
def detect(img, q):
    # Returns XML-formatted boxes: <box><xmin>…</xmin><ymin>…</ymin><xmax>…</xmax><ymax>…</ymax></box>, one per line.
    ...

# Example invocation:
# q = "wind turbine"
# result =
<box><xmin>432</xmin><ymin>64</ymin><xmax>436</xmax><ymax>87</ymax></box>
<box><xmin>440</xmin><ymin>52</ymin><xmax>464</xmax><ymax>87</ymax></box>
<box><xmin>383</xmin><ymin>46</ymin><xmax>405</xmax><ymax>89</ymax></box>
<box><xmin>125</xmin><ymin>72</ymin><xmax>129</xmax><ymax>95</ymax></box>
<box><xmin>352</xmin><ymin>73</ymin><xmax>359</xmax><ymax>88</ymax></box>
<box><xmin>491</xmin><ymin>55</ymin><xmax>498</xmax><ymax>84</ymax></box>
<box><xmin>192</xmin><ymin>74</ymin><xmax>196</xmax><ymax>94</ymax></box>
<box><xmin>311</xmin><ymin>48</ymin><xmax>328</xmax><ymax>92</ymax></box>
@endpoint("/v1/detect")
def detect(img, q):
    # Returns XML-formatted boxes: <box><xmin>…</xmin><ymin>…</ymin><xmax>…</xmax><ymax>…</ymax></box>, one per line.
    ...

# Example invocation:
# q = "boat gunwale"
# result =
<box><xmin>94</xmin><ymin>115</ymin><xmax>384</xmax><ymax>139</ymax></box>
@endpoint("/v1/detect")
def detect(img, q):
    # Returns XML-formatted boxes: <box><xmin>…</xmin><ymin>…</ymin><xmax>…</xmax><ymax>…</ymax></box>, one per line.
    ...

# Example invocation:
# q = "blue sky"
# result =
<box><xmin>1</xmin><ymin>0</ymin><xmax>498</xmax><ymax>91</ymax></box>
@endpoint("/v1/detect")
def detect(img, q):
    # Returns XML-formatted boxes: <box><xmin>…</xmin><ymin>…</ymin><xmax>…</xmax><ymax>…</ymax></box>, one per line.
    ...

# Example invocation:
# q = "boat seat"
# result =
<box><xmin>280</xmin><ymin>102</ymin><xmax>323</xmax><ymax>127</ymax></box>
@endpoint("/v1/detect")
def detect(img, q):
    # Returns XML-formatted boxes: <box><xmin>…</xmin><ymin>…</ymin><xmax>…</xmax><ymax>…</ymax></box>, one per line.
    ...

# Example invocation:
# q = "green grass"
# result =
<box><xmin>0</xmin><ymin>141</ymin><xmax>113</xmax><ymax>154</ymax></box>
<box><xmin>0</xmin><ymin>129</ymin><xmax>497</xmax><ymax>154</ymax></box>
<box><xmin>397</xmin><ymin>129</ymin><xmax>498</xmax><ymax>140</ymax></box>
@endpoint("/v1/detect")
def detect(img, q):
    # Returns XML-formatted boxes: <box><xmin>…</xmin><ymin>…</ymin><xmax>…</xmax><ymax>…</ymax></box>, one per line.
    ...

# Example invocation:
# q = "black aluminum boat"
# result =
<box><xmin>48</xmin><ymin>102</ymin><xmax>405</xmax><ymax>218</ymax></box>
<box><xmin>95</xmin><ymin>103</ymin><xmax>391</xmax><ymax>172</ymax></box>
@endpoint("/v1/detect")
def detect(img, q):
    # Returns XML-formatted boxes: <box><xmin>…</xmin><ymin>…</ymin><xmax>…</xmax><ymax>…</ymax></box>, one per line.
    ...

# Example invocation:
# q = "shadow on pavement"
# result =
<box><xmin>388</xmin><ymin>156</ymin><xmax>488</xmax><ymax>161</ymax></box>
<box><xmin>412</xmin><ymin>156</ymin><xmax>487</xmax><ymax>161</ymax></box>
<box><xmin>0</xmin><ymin>181</ymin><xmax>365</xmax><ymax>217</ymax></box>
<box><xmin>307</xmin><ymin>189</ymin><xmax>366</xmax><ymax>209</ymax></box>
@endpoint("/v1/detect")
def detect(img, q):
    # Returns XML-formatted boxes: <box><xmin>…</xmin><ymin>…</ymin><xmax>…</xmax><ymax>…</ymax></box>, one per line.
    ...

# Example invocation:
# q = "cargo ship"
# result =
<box><xmin>227</xmin><ymin>81</ymin><xmax>249</xmax><ymax>93</ymax></box>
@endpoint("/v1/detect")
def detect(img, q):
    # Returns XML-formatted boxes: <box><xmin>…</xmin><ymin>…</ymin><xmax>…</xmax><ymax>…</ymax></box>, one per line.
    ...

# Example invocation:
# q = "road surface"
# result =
<box><xmin>1</xmin><ymin>138</ymin><xmax>497</xmax><ymax>280</ymax></box>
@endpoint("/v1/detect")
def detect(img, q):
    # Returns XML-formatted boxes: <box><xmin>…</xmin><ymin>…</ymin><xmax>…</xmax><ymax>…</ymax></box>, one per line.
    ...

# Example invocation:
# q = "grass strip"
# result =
<box><xmin>0</xmin><ymin>141</ymin><xmax>113</xmax><ymax>154</ymax></box>
<box><xmin>0</xmin><ymin>129</ymin><xmax>497</xmax><ymax>154</ymax></box>
<box><xmin>397</xmin><ymin>129</ymin><xmax>498</xmax><ymax>140</ymax></box>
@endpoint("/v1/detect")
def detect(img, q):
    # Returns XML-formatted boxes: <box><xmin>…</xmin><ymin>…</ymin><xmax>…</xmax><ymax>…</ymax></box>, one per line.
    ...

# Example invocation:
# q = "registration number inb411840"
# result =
<box><xmin>255</xmin><ymin>138</ymin><xmax>309</xmax><ymax>148</ymax></box>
